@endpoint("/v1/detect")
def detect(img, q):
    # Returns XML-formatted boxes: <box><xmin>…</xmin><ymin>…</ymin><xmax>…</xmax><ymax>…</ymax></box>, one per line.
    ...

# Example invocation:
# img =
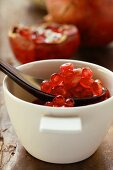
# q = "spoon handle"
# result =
<box><xmin>0</xmin><ymin>59</ymin><xmax>54</xmax><ymax>102</ymax></box>
<box><xmin>0</xmin><ymin>59</ymin><xmax>23</xmax><ymax>80</ymax></box>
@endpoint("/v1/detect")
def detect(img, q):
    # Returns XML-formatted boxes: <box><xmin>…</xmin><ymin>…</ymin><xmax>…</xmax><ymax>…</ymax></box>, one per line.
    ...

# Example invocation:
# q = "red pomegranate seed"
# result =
<box><xmin>99</xmin><ymin>88</ymin><xmax>110</xmax><ymax>101</ymax></box>
<box><xmin>94</xmin><ymin>79</ymin><xmax>102</xmax><ymax>85</ymax></box>
<box><xmin>53</xmin><ymin>95</ymin><xmax>65</xmax><ymax>107</ymax></box>
<box><xmin>34</xmin><ymin>34</ymin><xmax>45</xmax><ymax>43</ymax></box>
<box><xmin>71</xmin><ymin>77</ymin><xmax>81</xmax><ymax>88</ymax></box>
<box><xmin>19</xmin><ymin>28</ymin><xmax>32</xmax><ymax>39</ymax></box>
<box><xmin>50</xmin><ymin>73</ymin><xmax>63</xmax><ymax>87</ymax></box>
<box><xmin>51</xmin><ymin>85</ymin><xmax>68</xmax><ymax>97</ymax></box>
<box><xmin>80</xmin><ymin>78</ymin><xmax>94</xmax><ymax>88</ymax></box>
<box><xmin>60</xmin><ymin>63</ymin><xmax>74</xmax><ymax>73</ymax></box>
<box><xmin>69</xmin><ymin>68</ymin><xmax>82</xmax><ymax>87</ymax></box>
<box><xmin>45</xmin><ymin>101</ymin><xmax>53</xmax><ymax>107</ymax></box>
<box><xmin>91</xmin><ymin>80</ymin><xmax>103</xmax><ymax>96</ymax></box>
<box><xmin>81</xmin><ymin>88</ymin><xmax>93</xmax><ymax>98</ymax></box>
<box><xmin>61</xmin><ymin>70</ymin><xmax>75</xmax><ymax>78</ymax></box>
<box><xmin>41</xmin><ymin>80</ymin><xmax>52</xmax><ymax>93</ymax></box>
<box><xmin>62</xmin><ymin>70</ymin><xmax>75</xmax><ymax>87</ymax></box>
<box><xmin>82</xmin><ymin>67</ymin><xmax>93</xmax><ymax>79</ymax></box>
<box><xmin>70</xmin><ymin>84</ymin><xmax>84</xmax><ymax>98</ymax></box>
<box><xmin>105</xmin><ymin>89</ymin><xmax>110</xmax><ymax>99</ymax></box>
<box><xmin>65</xmin><ymin>98</ymin><xmax>75</xmax><ymax>107</ymax></box>
<box><xmin>74</xmin><ymin>68</ymin><xmax>82</xmax><ymax>76</ymax></box>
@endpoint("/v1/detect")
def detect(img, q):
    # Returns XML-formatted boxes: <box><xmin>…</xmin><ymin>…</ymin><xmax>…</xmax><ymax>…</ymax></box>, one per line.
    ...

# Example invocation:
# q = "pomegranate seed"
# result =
<box><xmin>80</xmin><ymin>78</ymin><xmax>94</xmax><ymax>88</ymax></box>
<box><xmin>74</xmin><ymin>68</ymin><xmax>82</xmax><ymax>76</ymax></box>
<box><xmin>81</xmin><ymin>88</ymin><xmax>93</xmax><ymax>98</ymax></box>
<box><xmin>62</xmin><ymin>70</ymin><xmax>75</xmax><ymax>87</ymax></box>
<box><xmin>46</xmin><ymin>24</ymin><xmax>61</xmax><ymax>33</ymax></box>
<box><xmin>19</xmin><ymin>28</ymin><xmax>32</xmax><ymax>39</ymax></box>
<box><xmin>99</xmin><ymin>88</ymin><xmax>110</xmax><ymax>101</ymax></box>
<box><xmin>45</xmin><ymin>101</ymin><xmax>53</xmax><ymax>107</ymax></box>
<box><xmin>53</xmin><ymin>95</ymin><xmax>65</xmax><ymax>107</ymax></box>
<box><xmin>70</xmin><ymin>84</ymin><xmax>84</xmax><ymax>98</ymax></box>
<box><xmin>34</xmin><ymin>34</ymin><xmax>45</xmax><ymax>43</ymax></box>
<box><xmin>51</xmin><ymin>85</ymin><xmax>68</xmax><ymax>97</ymax></box>
<box><xmin>41</xmin><ymin>80</ymin><xmax>52</xmax><ymax>93</ymax></box>
<box><xmin>91</xmin><ymin>80</ymin><xmax>103</xmax><ymax>96</ymax></box>
<box><xmin>101</xmin><ymin>89</ymin><xmax>110</xmax><ymax>101</ymax></box>
<box><xmin>50</xmin><ymin>73</ymin><xmax>63</xmax><ymax>87</ymax></box>
<box><xmin>95</xmin><ymin>79</ymin><xmax>102</xmax><ymax>85</ymax></box>
<box><xmin>61</xmin><ymin>70</ymin><xmax>75</xmax><ymax>78</ymax></box>
<box><xmin>65</xmin><ymin>98</ymin><xmax>75</xmax><ymax>107</ymax></box>
<box><xmin>69</xmin><ymin>68</ymin><xmax>82</xmax><ymax>87</ymax></box>
<box><xmin>60</xmin><ymin>63</ymin><xmax>74</xmax><ymax>73</ymax></box>
<box><xmin>82</xmin><ymin>67</ymin><xmax>93</xmax><ymax>79</ymax></box>
<box><xmin>105</xmin><ymin>89</ymin><xmax>110</xmax><ymax>99</ymax></box>
<box><xmin>71</xmin><ymin>77</ymin><xmax>81</xmax><ymax>87</ymax></box>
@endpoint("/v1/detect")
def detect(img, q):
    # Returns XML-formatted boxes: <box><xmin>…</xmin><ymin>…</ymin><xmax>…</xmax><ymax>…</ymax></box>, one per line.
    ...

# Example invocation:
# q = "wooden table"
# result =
<box><xmin>0</xmin><ymin>0</ymin><xmax>113</xmax><ymax>169</ymax></box>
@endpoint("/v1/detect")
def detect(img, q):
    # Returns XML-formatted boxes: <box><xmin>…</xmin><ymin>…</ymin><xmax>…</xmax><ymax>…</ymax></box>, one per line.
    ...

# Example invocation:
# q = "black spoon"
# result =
<box><xmin>0</xmin><ymin>59</ymin><xmax>107</xmax><ymax>106</ymax></box>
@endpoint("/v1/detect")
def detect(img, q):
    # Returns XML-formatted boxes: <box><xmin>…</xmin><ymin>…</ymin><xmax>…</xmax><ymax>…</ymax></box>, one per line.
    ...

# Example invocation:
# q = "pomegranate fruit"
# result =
<box><xmin>45</xmin><ymin>0</ymin><xmax>113</xmax><ymax>46</ymax></box>
<box><xmin>9</xmin><ymin>23</ymin><xmax>80</xmax><ymax>64</ymax></box>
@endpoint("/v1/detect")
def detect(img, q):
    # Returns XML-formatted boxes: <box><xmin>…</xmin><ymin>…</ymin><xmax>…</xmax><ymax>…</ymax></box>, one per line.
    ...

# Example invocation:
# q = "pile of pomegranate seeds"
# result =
<box><xmin>13</xmin><ymin>23</ymin><xmax>69</xmax><ymax>44</ymax></box>
<box><xmin>40</xmin><ymin>63</ymin><xmax>110</xmax><ymax>107</ymax></box>
<box><xmin>45</xmin><ymin>95</ymin><xmax>74</xmax><ymax>107</ymax></box>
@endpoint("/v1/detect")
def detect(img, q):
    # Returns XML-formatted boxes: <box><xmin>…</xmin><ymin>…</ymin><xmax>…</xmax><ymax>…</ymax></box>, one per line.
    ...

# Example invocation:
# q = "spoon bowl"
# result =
<box><xmin>0</xmin><ymin>59</ymin><xmax>107</xmax><ymax>106</ymax></box>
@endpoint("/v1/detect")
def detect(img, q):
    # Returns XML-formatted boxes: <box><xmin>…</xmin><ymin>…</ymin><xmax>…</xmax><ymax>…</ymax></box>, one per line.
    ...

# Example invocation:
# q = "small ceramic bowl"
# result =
<box><xmin>3</xmin><ymin>59</ymin><xmax>113</xmax><ymax>164</ymax></box>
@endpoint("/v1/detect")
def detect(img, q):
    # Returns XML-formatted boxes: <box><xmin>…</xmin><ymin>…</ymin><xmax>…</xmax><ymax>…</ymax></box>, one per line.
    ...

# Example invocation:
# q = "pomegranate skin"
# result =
<box><xmin>46</xmin><ymin>0</ymin><xmax>113</xmax><ymax>46</ymax></box>
<box><xmin>9</xmin><ymin>34</ymin><xmax>36</xmax><ymax>64</ymax></box>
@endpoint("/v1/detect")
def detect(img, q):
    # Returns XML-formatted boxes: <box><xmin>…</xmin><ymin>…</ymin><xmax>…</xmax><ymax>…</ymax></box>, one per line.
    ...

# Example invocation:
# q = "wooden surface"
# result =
<box><xmin>0</xmin><ymin>0</ymin><xmax>113</xmax><ymax>169</ymax></box>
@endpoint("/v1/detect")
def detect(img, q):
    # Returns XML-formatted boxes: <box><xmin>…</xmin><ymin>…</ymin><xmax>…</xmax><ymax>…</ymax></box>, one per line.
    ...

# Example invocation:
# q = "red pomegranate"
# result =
<box><xmin>45</xmin><ymin>0</ymin><xmax>113</xmax><ymax>46</ymax></box>
<box><xmin>9</xmin><ymin>23</ymin><xmax>80</xmax><ymax>64</ymax></box>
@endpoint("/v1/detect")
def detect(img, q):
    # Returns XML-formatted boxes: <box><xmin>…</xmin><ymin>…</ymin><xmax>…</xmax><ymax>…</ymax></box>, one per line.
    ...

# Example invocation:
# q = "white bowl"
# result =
<box><xmin>3</xmin><ymin>59</ymin><xmax>113</xmax><ymax>164</ymax></box>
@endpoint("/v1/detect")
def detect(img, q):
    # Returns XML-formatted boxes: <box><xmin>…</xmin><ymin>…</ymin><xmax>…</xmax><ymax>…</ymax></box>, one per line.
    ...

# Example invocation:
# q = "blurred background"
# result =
<box><xmin>0</xmin><ymin>0</ymin><xmax>113</xmax><ymax>69</ymax></box>
<box><xmin>0</xmin><ymin>0</ymin><xmax>46</xmax><ymax>65</ymax></box>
